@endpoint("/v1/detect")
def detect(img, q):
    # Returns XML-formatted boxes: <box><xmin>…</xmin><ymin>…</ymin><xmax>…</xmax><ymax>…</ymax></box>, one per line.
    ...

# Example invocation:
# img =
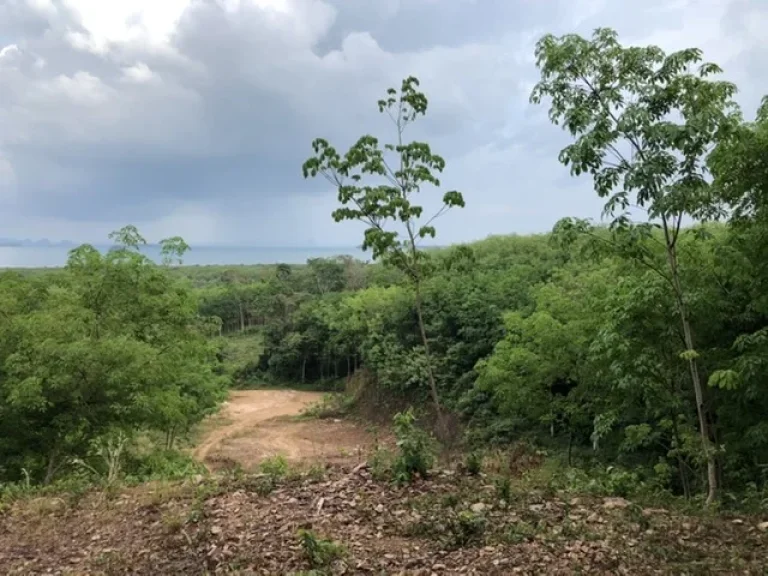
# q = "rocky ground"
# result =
<box><xmin>1</xmin><ymin>462</ymin><xmax>766</xmax><ymax>575</ymax></box>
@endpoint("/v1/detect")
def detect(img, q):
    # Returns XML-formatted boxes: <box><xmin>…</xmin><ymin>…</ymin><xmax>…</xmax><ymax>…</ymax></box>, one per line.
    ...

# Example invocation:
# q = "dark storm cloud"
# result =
<box><xmin>0</xmin><ymin>0</ymin><xmax>766</xmax><ymax>244</ymax></box>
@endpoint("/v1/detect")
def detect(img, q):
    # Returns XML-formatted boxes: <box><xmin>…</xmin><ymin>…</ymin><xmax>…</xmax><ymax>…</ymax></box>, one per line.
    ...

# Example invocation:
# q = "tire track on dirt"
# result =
<box><xmin>193</xmin><ymin>389</ymin><xmax>373</xmax><ymax>469</ymax></box>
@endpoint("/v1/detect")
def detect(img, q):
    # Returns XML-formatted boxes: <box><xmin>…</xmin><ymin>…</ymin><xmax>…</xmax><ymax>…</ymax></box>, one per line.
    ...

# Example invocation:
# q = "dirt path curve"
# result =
<box><xmin>193</xmin><ymin>390</ymin><xmax>374</xmax><ymax>470</ymax></box>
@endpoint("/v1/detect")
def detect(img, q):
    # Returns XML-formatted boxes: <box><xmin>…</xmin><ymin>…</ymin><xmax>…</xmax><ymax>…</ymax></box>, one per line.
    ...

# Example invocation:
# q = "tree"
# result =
<box><xmin>0</xmin><ymin>226</ymin><xmax>227</xmax><ymax>483</ymax></box>
<box><xmin>306</xmin><ymin>257</ymin><xmax>346</xmax><ymax>295</ymax></box>
<box><xmin>530</xmin><ymin>28</ymin><xmax>739</xmax><ymax>503</ymax></box>
<box><xmin>302</xmin><ymin>76</ymin><xmax>465</xmax><ymax>435</ymax></box>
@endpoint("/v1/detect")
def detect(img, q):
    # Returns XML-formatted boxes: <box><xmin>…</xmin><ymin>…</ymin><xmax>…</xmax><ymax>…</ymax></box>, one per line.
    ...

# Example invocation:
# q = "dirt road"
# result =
<box><xmin>193</xmin><ymin>389</ymin><xmax>374</xmax><ymax>470</ymax></box>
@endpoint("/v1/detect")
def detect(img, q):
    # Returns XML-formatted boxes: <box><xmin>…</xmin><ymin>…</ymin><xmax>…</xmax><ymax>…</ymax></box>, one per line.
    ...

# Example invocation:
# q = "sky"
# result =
<box><xmin>0</xmin><ymin>0</ymin><xmax>766</xmax><ymax>247</ymax></box>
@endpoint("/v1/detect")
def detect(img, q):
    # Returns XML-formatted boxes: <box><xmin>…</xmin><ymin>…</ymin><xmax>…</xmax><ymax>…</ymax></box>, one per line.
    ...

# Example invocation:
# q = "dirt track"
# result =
<box><xmin>193</xmin><ymin>389</ymin><xmax>374</xmax><ymax>470</ymax></box>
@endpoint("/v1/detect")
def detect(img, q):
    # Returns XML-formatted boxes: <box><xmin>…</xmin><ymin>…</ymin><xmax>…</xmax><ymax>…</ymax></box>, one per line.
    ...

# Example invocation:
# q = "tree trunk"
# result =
<box><xmin>671</xmin><ymin>415</ymin><xmax>691</xmax><ymax>499</ymax></box>
<box><xmin>301</xmin><ymin>357</ymin><xmax>306</xmax><ymax>383</ymax></box>
<box><xmin>238</xmin><ymin>300</ymin><xmax>245</xmax><ymax>332</ymax></box>
<box><xmin>414</xmin><ymin>282</ymin><xmax>447</xmax><ymax>437</ymax></box>
<box><xmin>44</xmin><ymin>450</ymin><xmax>60</xmax><ymax>485</ymax></box>
<box><xmin>664</xmin><ymin>237</ymin><xmax>717</xmax><ymax>505</ymax></box>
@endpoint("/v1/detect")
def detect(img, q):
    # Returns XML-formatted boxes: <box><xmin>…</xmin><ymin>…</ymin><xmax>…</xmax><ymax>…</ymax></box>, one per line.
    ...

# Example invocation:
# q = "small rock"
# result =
<box><xmin>470</xmin><ymin>502</ymin><xmax>487</xmax><ymax>513</ymax></box>
<box><xmin>757</xmin><ymin>521</ymin><xmax>768</xmax><ymax>532</ymax></box>
<box><xmin>375</xmin><ymin>504</ymin><xmax>385</xmax><ymax>513</ymax></box>
<box><xmin>210</xmin><ymin>526</ymin><xmax>222</xmax><ymax>535</ymax></box>
<box><xmin>432</xmin><ymin>564</ymin><xmax>447</xmax><ymax>571</ymax></box>
<box><xmin>731</xmin><ymin>518</ymin><xmax>744</xmax><ymax>525</ymax></box>
<box><xmin>602</xmin><ymin>497</ymin><xmax>630</xmax><ymax>510</ymax></box>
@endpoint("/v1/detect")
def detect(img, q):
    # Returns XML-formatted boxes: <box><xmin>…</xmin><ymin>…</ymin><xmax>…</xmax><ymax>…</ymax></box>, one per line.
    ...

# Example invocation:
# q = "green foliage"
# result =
<box><xmin>302</xmin><ymin>76</ymin><xmax>464</xmax><ymax>275</ymax></box>
<box><xmin>445</xmin><ymin>509</ymin><xmax>487</xmax><ymax>548</ymax></box>
<box><xmin>392</xmin><ymin>408</ymin><xmax>435</xmax><ymax>484</ymax></box>
<box><xmin>531</xmin><ymin>27</ymin><xmax>744</xmax><ymax>504</ymax></box>
<box><xmin>531</xmin><ymin>27</ymin><xmax>739</xmax><ymax>223</ymax></box>
<box><xmin>302</xmin><ymin>393</ymin><xmax>355</xmax><ymax>419</ymax></box>
<box><xmin>297</xmin><ymin>529</ymin><xmax>347</xmax><ymax>571</ymax></box>
<box><xmin>5</xmin><ymin>32</ymin><xmax>768</xmax><ymax>512</ymax></box>
<box><xmin>259</xmin><ymin>455</ymin><xmax>290</xmax><ymax>480</ymax></box>
<box><xmin>0</xmin><ymin>227</ymin><xmax>227</xmax><ymax>484</ymax></box>
<box><xmin>464</xmin><ymin>451</ymin><xmax>483</xmax><ymax>476</ymax></box>
<box><xmin>494</xmin><ymin>475</ymin><xmax>512</xmax><ymax>503</ymax></box>
<box><xmin>303</xmin><ymin>76</ymin><xmax>467</xmax><ymax>430</ymax></box>
<box><xmin>123</xmin><ymin>448</ymin><xmax>206</xmax><ymax>483</ymax></box>
<box><xmin>503</xmin><ymin>520</ymin><xmax>536</xmax><ymax>544</ymax></box>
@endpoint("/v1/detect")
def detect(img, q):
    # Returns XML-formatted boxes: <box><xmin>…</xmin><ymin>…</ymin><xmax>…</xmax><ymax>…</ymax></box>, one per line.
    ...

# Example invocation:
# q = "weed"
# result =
<box><xmin>503</xmin><ymin>520</ymin><xmax>536</xmax><ymax>544</ymax></box>
<box><xmin>441</xmin><ymin>493</ymin><xmax>460</xmax><ymax>508</ymax></box>
<box><xmin>445</xmin><ymin>509</ymin><xmax>486</xmax><ymax>548</ymax></box>
<box><xmin>302</xmin><ymin>393</ymin><xmax>355</xmax><ymax>419</ymax></box>
<box><xmin>305</xmin><ymin>463</ymin><xmax>326</xmax><ymax>482</ymax></box>
<box><xmin>92</xmin><ymin>550</ymin><xmax>128</xmax><ymax>571</ymax></box>
<box><xmin>465</xmin><ymin>451</ymin><xmax>483</xmax><ymax>476</ymax></box>
<box><xmin>244</xmin><ymin>475</ymin><xmax>276</xmax><ymax>497</ymax></box>
<box><xmin>369</xmin><ymin>446</ymin><xmax>394</xmax><ymax>482</ymax></box>
<box><xmin>72</xmin><ymin>431</ymin><xmax>129</xmax><ymax>491</ymax></box>
<box><xmin>298</xmin><ymin>529</ymin><xmax>347</xmax><ymax>570</ymax></box>
<box><xmin>161</xmin><ymin>511</ymin><xmax>184</xmax><ymax>533</ymax></box>
<box><xmin>186</xmin><ymin>478</ymin><xmax>223</xmax><ymax>523</ymax></box>
<box><xmin>392</xmin><ymin>408</ymin><xmax>435</xmax><ymax>485</ymax></box>
<box><xmin>494</xmin><ymin>475</ymin><xmax>512</xmax><ymax>503</ymax></box>
<box><xmin>259</xmin><ymin>455</ymin><xmax>289</xmax><ymax>479</ymax></box>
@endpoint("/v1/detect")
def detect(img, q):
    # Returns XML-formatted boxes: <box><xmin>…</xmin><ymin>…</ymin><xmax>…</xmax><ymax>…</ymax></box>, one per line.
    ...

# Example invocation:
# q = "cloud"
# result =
<box><xmin>0</xmin><ymin>0</ymin><xmax>766</xmax><ymax>246</ymax></box>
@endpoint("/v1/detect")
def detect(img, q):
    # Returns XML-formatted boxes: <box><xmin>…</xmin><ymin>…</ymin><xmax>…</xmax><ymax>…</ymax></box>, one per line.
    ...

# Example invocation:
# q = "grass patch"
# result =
<box><xmin>300</xmin><ymin>393</ymin><xmax>355</xmax><ymax>419</ymax></box>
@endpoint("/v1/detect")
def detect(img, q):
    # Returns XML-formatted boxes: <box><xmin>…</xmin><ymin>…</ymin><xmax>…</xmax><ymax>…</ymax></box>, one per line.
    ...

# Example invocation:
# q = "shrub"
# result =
<box><xmin>259</xmin><ymin>455</ymin><xmax>289</xmax><ymax>479</ymax></box>
<box><xmin>494</xmin><ymin>475</ymin><xmax>512</xmax><ymax>503</ymax></box>
<box><xmin>465</xmin><ymin>451</ymin><xmax>483</xmax><ymax>476</ymax></box>
<box><xmin>302</xmin><ymin>393</ymin><xmax>355</xmax><ymax>419</ymax></box>
<box><xmin>392</xmin><ymin>408</ymin><xmax>435</xmax><ymax>485</ymax></box>
<box><xmin>445</xmin><ymin>509</ymin><xmax>486</xmax><ymax>548</ymax></box>
<box><xmin>298</xmin><ymin>529</ymin><xmax>347</xmax><ymax>570</ymax></box>
<box><xmin>124</xmin><ymin>448</ymin><xmax>206</xmax><ymax>483</ymax></box>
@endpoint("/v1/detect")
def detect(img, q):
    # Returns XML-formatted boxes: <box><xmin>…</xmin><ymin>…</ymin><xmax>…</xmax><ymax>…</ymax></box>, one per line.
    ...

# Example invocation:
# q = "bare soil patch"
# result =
<box><xmin>193</xmin><ymin>390</ymin><xmax>375</xmax><ymax>470</ymax></box>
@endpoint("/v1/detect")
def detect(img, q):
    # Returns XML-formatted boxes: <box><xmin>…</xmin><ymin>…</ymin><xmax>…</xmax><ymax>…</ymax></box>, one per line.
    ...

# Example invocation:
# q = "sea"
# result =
<box><xmin>0</xmin><ymin>245</ymin><xmax>370</xmax><ymax>269</ymax></box>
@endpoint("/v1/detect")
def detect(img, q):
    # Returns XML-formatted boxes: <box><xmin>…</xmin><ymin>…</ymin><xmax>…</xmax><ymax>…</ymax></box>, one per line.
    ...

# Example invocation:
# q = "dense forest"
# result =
<box><xmin>1</xmin><ymin>28</ymin><xmax>768</xmax><ymax>511</ymax></box>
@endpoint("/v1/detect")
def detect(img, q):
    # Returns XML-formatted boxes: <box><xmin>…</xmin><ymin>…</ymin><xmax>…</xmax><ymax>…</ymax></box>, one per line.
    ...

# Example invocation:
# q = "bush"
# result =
<box><xmin>445</xmin><ymin>509</ymin><xmax>486</xmax><ymax>548</ymax></box>
<box><xmin>494</xmin><ymin>475</ymin><xmax>512</xmax><ymax>503</ymax></box>
<box><xmin>302</xmin><ymin>393</ymin><xmax>355</xmax><ymax>419</ymax></box>
<box><xmin>392</xmin><ymin>408</ymin><xmax>435</xmax><ymax>485</ymax></box>
<box><xmin>259</xmin><ymin>455</ymin><xmax>289</xmax><ymax>479</ymax></box>
<box><xmin>465</xmin><ymin>451</ymin><xmax>483</xmax><ymax>476</ymax></box>
<box><xmin>124</xmin><ymin>448</ymin><xmax>206</xmax><ymax>483</ymax></box>
<box><xmin>298</xmin><ymin>529</ymin><xmax>347</xmax><ymax>570</ymax></box>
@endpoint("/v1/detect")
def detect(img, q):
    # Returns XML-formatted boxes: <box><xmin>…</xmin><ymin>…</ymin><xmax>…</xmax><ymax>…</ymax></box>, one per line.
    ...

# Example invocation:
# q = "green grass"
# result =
<box><xmin>218</xmin><ymin>331</ymin><xmax>264</xmax><ymax>386</ymax></box>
